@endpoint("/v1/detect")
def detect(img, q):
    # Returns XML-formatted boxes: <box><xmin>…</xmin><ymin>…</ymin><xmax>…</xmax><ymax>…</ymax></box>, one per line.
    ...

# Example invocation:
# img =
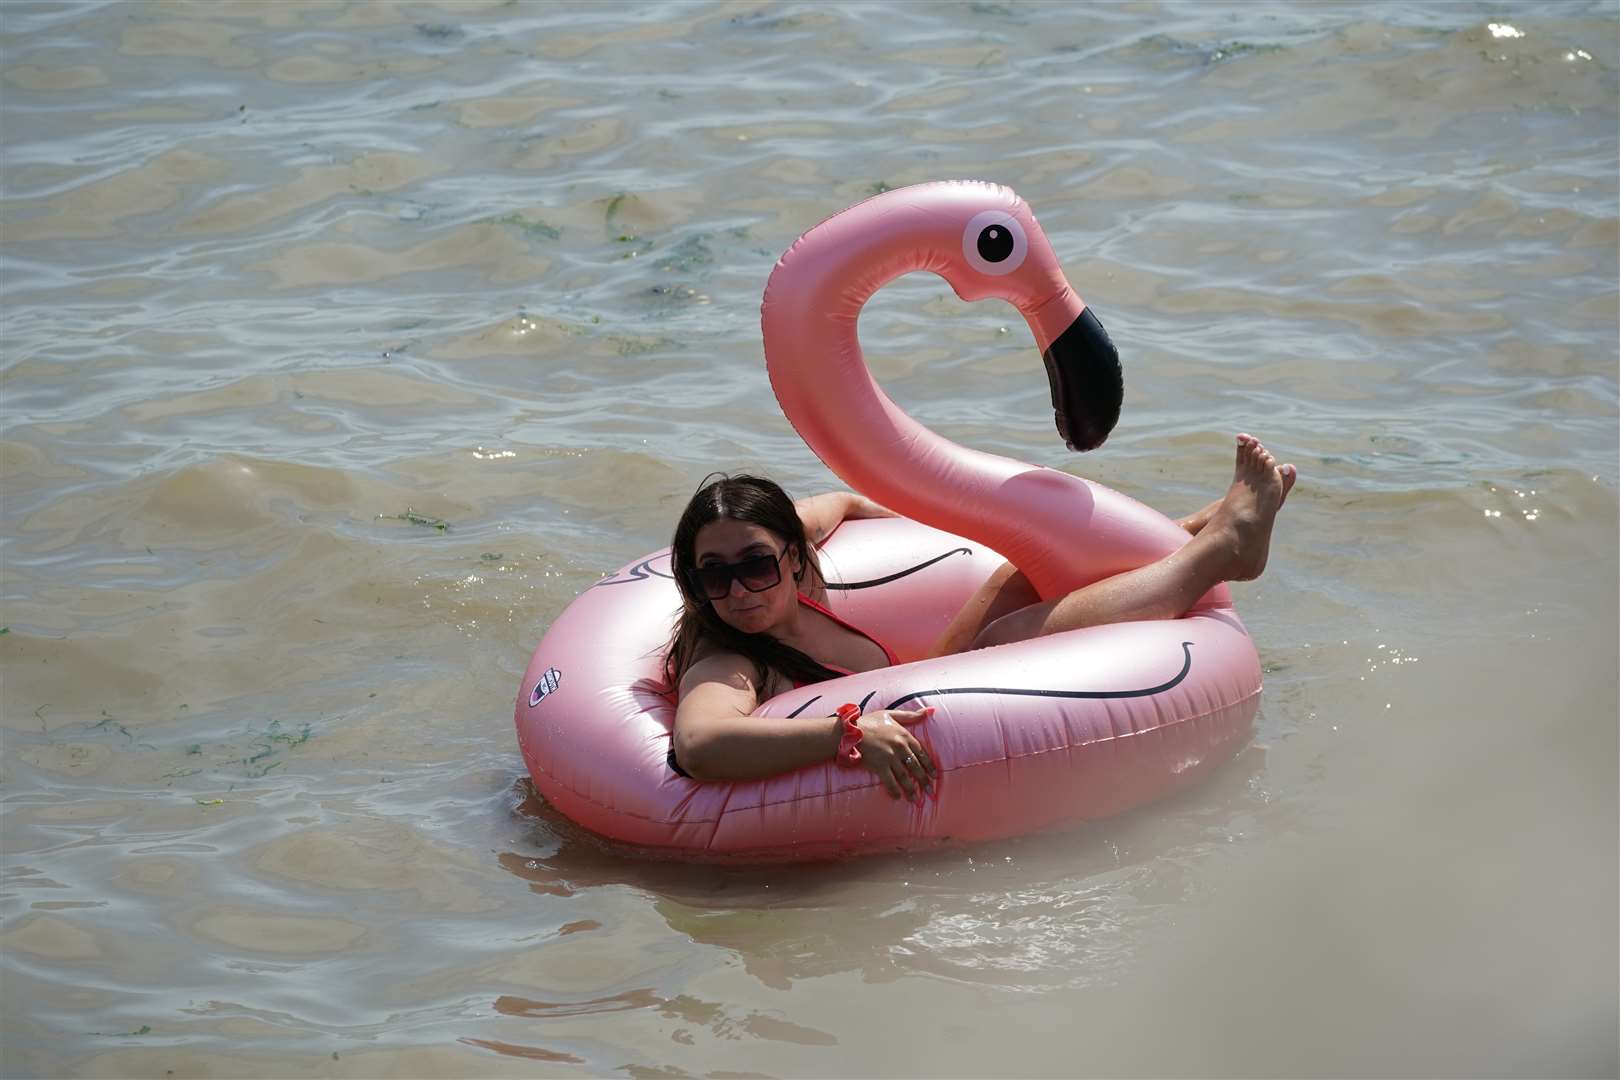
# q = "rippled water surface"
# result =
<box><xmin>2</xmin><ymin>2</ymin><xmax>1616</xmax><ymax>1076</ymax></box>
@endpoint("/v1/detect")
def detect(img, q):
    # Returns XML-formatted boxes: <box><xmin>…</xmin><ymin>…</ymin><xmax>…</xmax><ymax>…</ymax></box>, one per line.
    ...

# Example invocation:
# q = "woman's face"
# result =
<box><xmin>691</xmin><ymin>517</ymin><xmax>802</xmax><ymax>635</ymax></box>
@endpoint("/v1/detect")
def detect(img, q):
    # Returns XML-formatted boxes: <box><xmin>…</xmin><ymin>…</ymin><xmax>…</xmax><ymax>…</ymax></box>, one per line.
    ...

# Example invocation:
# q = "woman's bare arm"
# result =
<box><xmin>673</xmin><ymin>650</ymin><xmax>938</xmax><ymax>797</ymax></box>
<box><xmin>673</xmin><ymin>652</ymin><xmax>842</xmax><ymax>780</ymax></box>
<box><xmin>794</xmin><ymin>491</ymin><xmax>897</xmax><ymax>545</ymax></box>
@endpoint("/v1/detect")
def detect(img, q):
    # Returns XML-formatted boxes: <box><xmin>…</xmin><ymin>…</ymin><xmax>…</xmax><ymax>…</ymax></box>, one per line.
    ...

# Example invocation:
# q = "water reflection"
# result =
<box><xmin>503</xmin><ymin>745</ymin><xmax>1269</xmax><ymax>993</ymax></box>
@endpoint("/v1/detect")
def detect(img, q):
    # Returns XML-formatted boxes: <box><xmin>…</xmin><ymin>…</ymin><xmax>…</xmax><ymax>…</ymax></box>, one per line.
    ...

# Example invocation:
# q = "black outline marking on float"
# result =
<box><xmin>823</xmin><ymin>547</ymin><xmax>972</xmax><ymax>590</ymax></box>
<box><xmin>783</xmin><ymin>690</ymin><xmax>894</xmax><ymax>721</ymax></box>
<box><xmin>778</xmin><ymin>643</ymin><xmax>1194</xmax><ymax>718</ymax></box>
<box><xmin>883</xmin><ymin>642</ymin><xmax>1195</xmax><ymax>711</ymax></box>
<box><xmin>593</xmin><ymin>546</ymin><xmax>969</xmax><ymax>591</ymax></box>
<box><xmin>592</xmin><ymin>557</ymin><xmax>675</xmax><ymax>587</ymax></box>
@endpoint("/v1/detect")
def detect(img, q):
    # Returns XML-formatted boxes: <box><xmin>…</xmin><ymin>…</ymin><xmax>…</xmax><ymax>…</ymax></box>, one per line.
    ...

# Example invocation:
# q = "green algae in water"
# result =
<box><xmin>242</xmin><ymin>719</ymin><xmax>313</xmax><ymax>778</ymax></box>
<box><xmin>414</xmin><ymin>23</ymin><xmax>463</xmax><ymax>41</ymax></box>
<box><xmin>656</xmin><ymin>234</ymin><xmax>712</xmax><ymax>272</ymax></box>
<box><xmin>91</xmin><ymin>711</ymin><xmax>135</xmax><ymax>742</ymax></box>
<box><xmin>378</xmin><ymin>507</ymin><xmax>449</xmax><ymax>531</ymax></box>
<box><xmin>492</xmin><ymin>213</ymin><xmax>561</xmax><ymax>240</ymax></box>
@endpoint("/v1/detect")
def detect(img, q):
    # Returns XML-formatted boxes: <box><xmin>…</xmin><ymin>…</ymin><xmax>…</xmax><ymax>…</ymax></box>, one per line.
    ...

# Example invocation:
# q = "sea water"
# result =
<box><xmin>2</xmin><ymin>2</ymin><xmax>1615</xmax><ymax>1075</ymax></box>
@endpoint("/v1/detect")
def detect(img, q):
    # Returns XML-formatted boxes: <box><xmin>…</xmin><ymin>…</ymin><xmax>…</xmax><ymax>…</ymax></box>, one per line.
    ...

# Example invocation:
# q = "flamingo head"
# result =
<box><xmin>926</xmin><ymin>182</ymin><xmax>1123</xmax><ymax>452</ymax></box>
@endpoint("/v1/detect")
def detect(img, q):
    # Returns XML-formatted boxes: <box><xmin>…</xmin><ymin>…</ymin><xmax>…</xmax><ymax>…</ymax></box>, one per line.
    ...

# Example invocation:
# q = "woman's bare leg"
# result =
<box><xmin>928</xmin><ymin>560</ymin><xmax>1042</xmax><ymax>658</ymax></box>
<box><xmin>1176</xmin><ymin>497</ymin><xmax>1223</xmax><ymax>536</ymax></box>
<box><xmin>967</xmin><ymin>435</ymin><xmax>1293</xmax><ymax>650</ymax></box>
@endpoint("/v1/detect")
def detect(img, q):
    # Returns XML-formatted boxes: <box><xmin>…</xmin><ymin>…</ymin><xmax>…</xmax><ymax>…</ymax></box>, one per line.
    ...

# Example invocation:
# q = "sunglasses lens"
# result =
<box><xmin>734</xmin><ymin>554</ymin><xmax>782</xmax><ymax>591</ymax></box>
<box><xmin>690</xmin><ymin>552</ymin><xmax>784</xmax><ymax>600</ymax></box>
<box><xmin>692</xmin><ymin>566</ymin><xmax>731</xmax><ymax>599</ymax></box>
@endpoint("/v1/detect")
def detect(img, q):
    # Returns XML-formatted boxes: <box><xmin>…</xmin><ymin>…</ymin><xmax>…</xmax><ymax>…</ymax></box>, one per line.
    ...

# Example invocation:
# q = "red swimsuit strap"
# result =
<box><xmin>796</xmin><ymin>592</ymin><xmax>899</xmax><ymax>667</ymax></box>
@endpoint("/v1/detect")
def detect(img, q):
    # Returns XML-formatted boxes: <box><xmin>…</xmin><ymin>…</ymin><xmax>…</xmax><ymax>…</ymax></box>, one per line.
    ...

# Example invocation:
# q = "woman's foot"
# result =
<box><xmin>1195</xmin><ymin>434</ymin><xmax>1292</xmax><ymax>581</ymax></box>
<box><xmin>1179</xmin><ymin>459</ymin><xmax>1295</xmax><ymax>536</ymax></box>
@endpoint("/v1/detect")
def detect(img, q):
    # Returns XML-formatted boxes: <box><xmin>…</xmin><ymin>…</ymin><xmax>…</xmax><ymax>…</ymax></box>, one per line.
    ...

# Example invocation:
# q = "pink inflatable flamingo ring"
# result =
<box><xmin>515</xmin><ymin>181</ymin><xmax>1263</xmax><ymax>861</ymax></box>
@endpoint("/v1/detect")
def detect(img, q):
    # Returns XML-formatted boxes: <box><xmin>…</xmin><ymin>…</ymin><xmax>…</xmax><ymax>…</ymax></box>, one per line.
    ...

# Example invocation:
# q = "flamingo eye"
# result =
<box><xmin>962</xmin><ymin>211</ymin><xmax>1027</xmax><ymax>276</ymax></box>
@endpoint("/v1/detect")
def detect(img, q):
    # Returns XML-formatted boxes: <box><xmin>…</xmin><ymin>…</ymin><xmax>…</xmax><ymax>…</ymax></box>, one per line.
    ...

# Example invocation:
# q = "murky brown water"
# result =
<box><xmin>2</xmin><ymin>2</ymin><xmax>1616</xmax><ymax>1076</ymax></box>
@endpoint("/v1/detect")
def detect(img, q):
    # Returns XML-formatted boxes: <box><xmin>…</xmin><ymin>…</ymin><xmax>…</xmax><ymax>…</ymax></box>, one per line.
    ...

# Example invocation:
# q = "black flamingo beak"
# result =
<box><xmin>1042</xmin><ymin>307</ymin><xmax>1122</xmax><ymax>452</ymax></box>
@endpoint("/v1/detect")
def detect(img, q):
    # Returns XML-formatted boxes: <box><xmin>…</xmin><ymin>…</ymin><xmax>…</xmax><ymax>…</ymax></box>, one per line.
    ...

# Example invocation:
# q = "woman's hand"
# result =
<box><xmin>795</xmin><ymin>492</ymin><xmax>898</xmax><ymax>545</ymax></box>
<box><xmin>843</xmin><ymin>493</ymin><xmax>898</xmax><ymax>521</ymax></box>
<box><xmin>856</xmin><ymin>707</ymin><xmax>936</xmax><ymax>801</ymax></box>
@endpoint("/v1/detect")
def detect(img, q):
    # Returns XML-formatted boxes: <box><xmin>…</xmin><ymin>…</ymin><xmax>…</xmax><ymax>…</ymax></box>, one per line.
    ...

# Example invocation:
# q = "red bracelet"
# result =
<box><xmin>834</xmin><ymin>703</ymin><xmax>863</xmax><ymax>767</ymax></box>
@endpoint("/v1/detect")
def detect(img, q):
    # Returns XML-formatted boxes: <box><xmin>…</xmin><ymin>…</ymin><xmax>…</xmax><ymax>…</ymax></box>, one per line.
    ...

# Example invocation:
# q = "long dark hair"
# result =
<box><xmin>663</xmin><ymin>473</ymin><xmax>843</xmax><ymax>693</ymax></box>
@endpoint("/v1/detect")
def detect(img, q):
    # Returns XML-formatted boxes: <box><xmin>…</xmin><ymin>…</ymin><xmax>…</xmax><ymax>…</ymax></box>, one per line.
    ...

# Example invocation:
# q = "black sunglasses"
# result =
<box><xmin>688</xmin><ymin>549</ymin><xmax>790</xmax><ymax>600</ymax></box>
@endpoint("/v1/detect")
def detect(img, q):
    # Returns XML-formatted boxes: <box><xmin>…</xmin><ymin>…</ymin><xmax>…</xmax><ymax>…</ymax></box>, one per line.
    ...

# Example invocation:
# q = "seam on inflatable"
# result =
<box><xmin>525</xmin><ymin>755</ymin><xmax>721</xmax><ymax>826</ymax></box>
<box><xmin>708</xmin><ymin>775</ymin><xmax>739</xmax><ymax>847</ymax></box>
<box><xmin>994</xmin><ymin>707</ymin><xmax>1014</xmax><ymax>798</ymax></box>
<box><xmin>525</xmin><ymin>685</ymin><xmax>1261</xmax><ymax>829</ymax></box>
<box><xmin>930</xmin><ymin>686</ymin><xmax>1262</xmax><ymax>773</ymax></box>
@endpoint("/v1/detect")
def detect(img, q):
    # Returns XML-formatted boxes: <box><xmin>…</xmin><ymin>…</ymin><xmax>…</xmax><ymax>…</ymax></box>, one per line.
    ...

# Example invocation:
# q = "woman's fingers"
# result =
<box><xmin>892</xmin><ymin>760</ymin><xmax>919</xmax><ymax>802</ymax></box>
<box><xmin>907</xmin><ymin>735</ymin><xmax>936</xmax><ymax>780</ymax></box>
<box><xmin>880</xmin><ymin>751</ymin><xmax>935</xmax><ymax>803</ymax></box>
<box><xmin>874</xmin><ymin>761</ymin><xmax>902</xmax><ymax>799</ymax></box>
<box><xmin>858</xmin><ymin>708</ymin><xmax>939</xmax><ymax>800</ymax></box>
<box><xmin>895</xmin><ymin>737</ymin><xmax>932</xmax><ymax>790</ymax></box>
<box><xmin>895</xmin><ymin>746</ymin><xmax>933</xmax><ymax>801</ymax></box>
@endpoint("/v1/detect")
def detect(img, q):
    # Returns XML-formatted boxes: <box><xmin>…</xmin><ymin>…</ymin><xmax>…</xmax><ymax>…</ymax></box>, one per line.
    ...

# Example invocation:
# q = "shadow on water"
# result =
<box><xmin>500</xmin><ymin>745</ymin><xmax>1271</xmax><ymax>987</ymax></box>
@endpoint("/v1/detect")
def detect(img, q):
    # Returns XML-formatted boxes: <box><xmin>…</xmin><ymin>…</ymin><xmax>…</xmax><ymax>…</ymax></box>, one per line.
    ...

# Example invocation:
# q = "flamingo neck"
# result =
<box><xmin>765</xmin><ymin>260</ymin><xmax>1073</xmax><ymax>592</ymax></box>
<box><xmin>761</xmin><ymin>183</ymin><xmax>1200</xmax><ymax>601</ymax></box>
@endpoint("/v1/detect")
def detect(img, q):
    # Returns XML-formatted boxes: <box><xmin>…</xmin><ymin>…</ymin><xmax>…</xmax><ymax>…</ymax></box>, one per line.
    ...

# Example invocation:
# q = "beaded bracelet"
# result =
<box><xmin>834</xmin><ymin>702</ymin><xmax>863</xmax><ymax>767</ymax></box>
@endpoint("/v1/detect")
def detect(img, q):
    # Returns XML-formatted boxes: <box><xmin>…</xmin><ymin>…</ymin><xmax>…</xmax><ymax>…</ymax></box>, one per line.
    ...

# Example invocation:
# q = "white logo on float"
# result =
<box><xmin>529</xmin><ymin>667</ymin><xmax>562</xmax><ymax>707</ymax></box>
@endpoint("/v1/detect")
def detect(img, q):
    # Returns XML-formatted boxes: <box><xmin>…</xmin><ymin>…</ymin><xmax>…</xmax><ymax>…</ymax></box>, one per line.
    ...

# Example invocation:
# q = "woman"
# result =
<box><xmin>666</xmin><ymin>435</ymin><xmax>1296</xmax><ymax>801</ymax></box>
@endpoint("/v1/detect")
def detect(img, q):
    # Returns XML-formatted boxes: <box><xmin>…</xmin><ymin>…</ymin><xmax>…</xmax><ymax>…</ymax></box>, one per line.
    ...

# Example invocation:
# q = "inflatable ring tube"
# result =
<box><xmin>514</xmin><ymin>181</ymin><xmax>1262</xmax><ymax>861</ymax></box>
<box><xmin>515</xmin><ymin>519</ymin><xmax>1260</xmax><ymax>861</ymax></box>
